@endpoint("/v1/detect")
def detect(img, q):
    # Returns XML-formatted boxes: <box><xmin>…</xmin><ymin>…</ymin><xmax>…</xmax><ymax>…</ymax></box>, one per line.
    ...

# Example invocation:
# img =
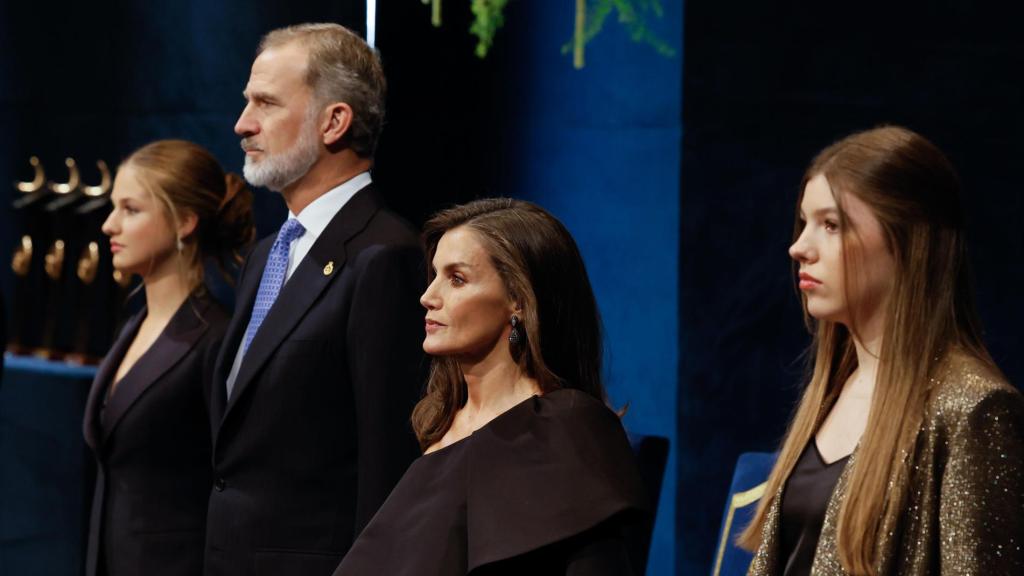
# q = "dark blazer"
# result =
<box><xmin>83</xmin><ymin>293</ymin><xmax>227</xmax><ymax>576</ymax></box>
<box><xmin>204</xmin><ymin>186</ymin><xmax>425</xmax><ymax>576</ymax></box>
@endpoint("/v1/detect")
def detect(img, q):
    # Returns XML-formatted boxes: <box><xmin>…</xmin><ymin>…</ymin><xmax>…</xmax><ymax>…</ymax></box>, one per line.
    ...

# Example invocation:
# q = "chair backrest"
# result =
<box><xmin>625</xmin><ymin>432</ymin><xmax>670</xmax><ymax>575</ymax></box>
<box><xmin>711</xmin><ymin>451</ymin><xmax>777</xmax><ymax>576</ymax></box>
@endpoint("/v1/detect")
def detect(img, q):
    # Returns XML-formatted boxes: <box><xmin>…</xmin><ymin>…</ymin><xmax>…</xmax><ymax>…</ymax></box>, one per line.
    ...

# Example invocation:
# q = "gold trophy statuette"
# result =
<box><xmin>15</xmin><ymin>156</ymin><xmax>46</xmax><ymax>193</ymax></box>
<box><xmin>82</xmin><ymin>160</ymin><xmax>112</xmax><ymax>197</ymax></box>
<box><xmin>11</xmin><ymin>235</ymin><xmax>33</xmax><ymax>277</ymax></box>
<box><xmin>47</xmin><ymin>157</ymin><xmax>80</xmax><ymax>194</ymax></box>
<box><xmin>113</xmin><ymin>269</ymin><xmax>133</xmax><ymax>287</ymax></box>
<box><xmin>45</xmin><ymin>240</ymin><xmax>66</xmax><ymax>280</ymax></box>
<box><xmin>77</xmin><ymin>241</ymin><xmax>100</xmax><ymax>284</ymax></box>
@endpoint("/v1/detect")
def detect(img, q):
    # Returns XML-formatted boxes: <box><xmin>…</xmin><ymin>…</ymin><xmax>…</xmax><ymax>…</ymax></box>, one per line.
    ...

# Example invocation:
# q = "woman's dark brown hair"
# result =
<box><xmin>411</xmin><ymin>198</ymin><xmax>607</xmax><ymax>450</ymax></box>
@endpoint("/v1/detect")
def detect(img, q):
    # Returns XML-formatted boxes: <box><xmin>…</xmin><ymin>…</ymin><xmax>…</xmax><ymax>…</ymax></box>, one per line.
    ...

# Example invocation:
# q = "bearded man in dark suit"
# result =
<box><xmin>204</xmin><ymin>23</ymin><xmax>424</xmax><ymax>576</ymax></box>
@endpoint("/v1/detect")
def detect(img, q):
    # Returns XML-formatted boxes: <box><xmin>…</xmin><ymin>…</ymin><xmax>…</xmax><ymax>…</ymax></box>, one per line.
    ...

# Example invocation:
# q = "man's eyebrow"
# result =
<box><xmin>243</xmin><ymin>90</ymin><xmax>277</xmax><ymax>103</ymax></box>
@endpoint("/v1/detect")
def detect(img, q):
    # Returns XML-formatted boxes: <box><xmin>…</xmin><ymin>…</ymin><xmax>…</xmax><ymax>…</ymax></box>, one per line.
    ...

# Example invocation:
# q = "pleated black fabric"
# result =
<box><xmin>333</xmin><ymin>388</ymin><xmax>648</xmax><ymax>575</ymax></box>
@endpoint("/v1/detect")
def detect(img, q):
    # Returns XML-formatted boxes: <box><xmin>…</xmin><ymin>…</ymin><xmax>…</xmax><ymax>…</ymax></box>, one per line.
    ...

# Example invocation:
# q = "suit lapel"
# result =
<box><xmin>83</xmin><ymin>309</ymin><xmax>146</xmax><ymax>451</ymax></box>
<box><xmin>100</xmin><ymin>296</ymin><xmax>212</xmax><ymax>445</ymax></box>
<box><xmin>210</xmin><ymin>239</ymin><xmax>271</xmax><ymax>426</ymax></box>
<box><xmin>220</xmin><ymin>186</ymin><xmax>383</xmax><ymax>423</ymax></box>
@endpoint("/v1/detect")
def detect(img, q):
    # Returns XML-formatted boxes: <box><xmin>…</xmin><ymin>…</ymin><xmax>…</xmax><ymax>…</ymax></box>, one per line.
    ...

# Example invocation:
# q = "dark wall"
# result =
<box><xmin>679</xmin><ymin>2</ymin><xmax>1024</xmax><ymax>574</ymax></box>
<box><xmin>374</xmin><ymin>2</ymin><xmax>502</xmax><ymax>224</ymax></box>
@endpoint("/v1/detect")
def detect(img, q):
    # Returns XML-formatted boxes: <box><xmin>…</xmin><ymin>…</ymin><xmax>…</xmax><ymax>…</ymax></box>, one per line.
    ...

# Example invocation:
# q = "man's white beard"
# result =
<box><xmin>243</xmin><ymin>108</ymin><xmax>320</xmax><ymax>192</ymax></box>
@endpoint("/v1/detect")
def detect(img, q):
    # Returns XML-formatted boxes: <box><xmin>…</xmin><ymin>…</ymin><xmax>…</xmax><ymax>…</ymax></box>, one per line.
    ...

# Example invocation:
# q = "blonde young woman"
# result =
<box><xmin>82</xmin><ymin>140</ymin><xmax>253</xmax><ymax>576</ymax></box>
<box><xmin>739</xmin><ymin>126</ymin><xmax>1024</xmax><ymax>575</ymax></box>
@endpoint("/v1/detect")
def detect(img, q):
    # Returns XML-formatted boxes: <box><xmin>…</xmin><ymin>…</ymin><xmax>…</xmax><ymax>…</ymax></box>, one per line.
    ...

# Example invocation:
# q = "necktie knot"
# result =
<box><xmin>278</xmin><ymin>218</ymin><xmax>306</xmax><ymax>246</ymax></box>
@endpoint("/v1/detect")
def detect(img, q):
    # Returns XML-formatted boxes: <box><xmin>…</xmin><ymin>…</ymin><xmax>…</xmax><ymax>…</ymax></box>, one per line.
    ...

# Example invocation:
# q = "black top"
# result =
<box><xmin>779</xmin><ymin>441</ymin><xmax>850</xmax><ymax>576</ymax></box>
<box><xmin>332</xmin><ymin>388</ymin><xmax>648</xmax><ymax>576</ymax></box>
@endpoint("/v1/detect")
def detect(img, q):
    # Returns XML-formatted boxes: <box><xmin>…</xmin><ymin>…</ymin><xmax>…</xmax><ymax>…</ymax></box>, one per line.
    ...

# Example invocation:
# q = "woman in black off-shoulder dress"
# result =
<box><xmin>333</xmin><ymin>199</ymin><xmax>648</xmax><ymax>575</ymax></box>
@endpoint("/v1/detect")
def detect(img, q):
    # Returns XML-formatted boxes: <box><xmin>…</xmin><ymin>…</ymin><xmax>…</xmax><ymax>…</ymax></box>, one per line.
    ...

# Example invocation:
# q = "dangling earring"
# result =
<box><xmin>176</xmin><ymin>237</ymin><xmax>184</xmax><ymax>253</ymax></box>
<box><xmin>508</xmin><ymin>314</ymin><xmax>522</xmax><ymax>346</ymax></box>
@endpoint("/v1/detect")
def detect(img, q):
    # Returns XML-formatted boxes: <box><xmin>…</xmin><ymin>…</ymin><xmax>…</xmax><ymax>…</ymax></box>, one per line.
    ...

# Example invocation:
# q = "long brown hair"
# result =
<box><xmin>122</xmin><ymin>139</ymin><xmax>255</xmax><ymax>290</ymax></box>
<box><xmin>410</xmin><ymin>198</ymin><xmax>607</xmax><ymax>450</ymax></box>
<box><xmin>738</xmin><ymin>126</ymin><xmax>995</xmax><ymax>574</ymax></box>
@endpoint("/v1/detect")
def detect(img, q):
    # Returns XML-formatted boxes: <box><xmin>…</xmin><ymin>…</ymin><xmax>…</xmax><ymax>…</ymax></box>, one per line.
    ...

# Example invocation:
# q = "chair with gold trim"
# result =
<box><xmin>710</xmin><ymin>451</ymin><xmax>776</xmax><ymax>576</ymax></box>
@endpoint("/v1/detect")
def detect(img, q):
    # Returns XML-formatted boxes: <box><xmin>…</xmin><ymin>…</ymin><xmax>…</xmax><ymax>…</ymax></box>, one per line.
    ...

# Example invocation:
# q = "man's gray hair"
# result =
<box><xmin>259</xmin><ymin>23</ymin><xmax>386</xmax><ymax>158</ymax></box>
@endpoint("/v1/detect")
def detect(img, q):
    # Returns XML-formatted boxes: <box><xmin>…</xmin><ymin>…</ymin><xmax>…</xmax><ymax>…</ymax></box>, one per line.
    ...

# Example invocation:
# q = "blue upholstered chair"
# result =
<box><xmin>626</xmin><ymin>432</ymin><xmax>670</xmax><ymax>576</ymax></box>
<box><xmin>711</xmin><ymin>451</ymin><xmax>777</xmax><ymax>576</ymax></box>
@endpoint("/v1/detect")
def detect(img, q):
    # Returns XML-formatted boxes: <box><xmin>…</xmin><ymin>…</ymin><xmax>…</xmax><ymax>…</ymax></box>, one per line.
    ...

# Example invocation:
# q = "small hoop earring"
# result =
<box><xmin>508</xmin><ymin>314</ymin><xmax>522</xmax><ymax>346</ymax></box>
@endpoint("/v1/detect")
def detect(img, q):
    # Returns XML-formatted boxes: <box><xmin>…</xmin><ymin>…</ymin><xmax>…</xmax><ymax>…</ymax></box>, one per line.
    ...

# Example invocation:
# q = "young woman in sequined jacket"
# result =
<box><xmin>739</xmin><ymin>125</ymin><xmax>1024</xmax><ymax>576</ymax></box>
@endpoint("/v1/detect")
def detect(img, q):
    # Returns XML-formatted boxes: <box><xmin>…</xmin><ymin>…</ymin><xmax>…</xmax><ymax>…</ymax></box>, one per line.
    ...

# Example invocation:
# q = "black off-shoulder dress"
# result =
<box><xmin>332</xmin><ymin>388</ymin><xmax>648</xmax><ymax>575</ymax></box>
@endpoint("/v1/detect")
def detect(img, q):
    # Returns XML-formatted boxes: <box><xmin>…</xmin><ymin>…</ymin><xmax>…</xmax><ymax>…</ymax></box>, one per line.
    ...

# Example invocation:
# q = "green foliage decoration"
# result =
<box><xmin>469</xmin><ymin>0</ymin><xmax>510</xmax><ymax>58</ymax></box>
<box><xmin>420</xmin><ymin>0</ymin><xmax>675</xmax><ymax>67</ymax></box>
<box><xmin>562</xmin><ymin>0</ymin><xmax>676</xmax><ymax>68</ymax></box>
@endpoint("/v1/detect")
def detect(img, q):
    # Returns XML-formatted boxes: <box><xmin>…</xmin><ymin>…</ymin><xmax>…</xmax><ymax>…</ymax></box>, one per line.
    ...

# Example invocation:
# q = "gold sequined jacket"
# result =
<box><xmin>748</xmin><ymin>354</ymin><xmax>1024</xmax><ymax>575</ymax></box>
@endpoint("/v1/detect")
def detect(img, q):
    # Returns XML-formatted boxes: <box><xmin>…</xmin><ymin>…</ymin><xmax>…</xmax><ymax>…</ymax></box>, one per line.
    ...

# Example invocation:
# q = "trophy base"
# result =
<box><xmin>2</xmin><ymin>345</ymin><xmax>101</xmax><ymax>366</ymax></box>
<box><xmin>5</xmin><ymin>343</ymin><xmax>35</xmax><ymax>357</ymax></box>
<box><xmin>31</xmin><ymin>348</ymin><xmax>66</xmax><ymax>362</ymax></box>
<box><xmin>63</xmin><ymin>352</ymin><xmax>101</xmax><ymax>366</ymax></box>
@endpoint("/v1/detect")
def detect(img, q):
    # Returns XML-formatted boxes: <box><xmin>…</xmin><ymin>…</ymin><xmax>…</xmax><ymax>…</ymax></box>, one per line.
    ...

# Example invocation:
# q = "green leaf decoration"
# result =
<box><xmin>470</xmin><ymin>0</ymin><xmax>510</xmax><ymax>58</ymax></box>
<box><xmin>562</xmin><ymin>0</ymin><xmax>677</xmax><ymax>67</ymax></box>
<box><xmin>418</xmin><ymin>0</ymin><xmax>675</xmax><ymax>66</ymax></box>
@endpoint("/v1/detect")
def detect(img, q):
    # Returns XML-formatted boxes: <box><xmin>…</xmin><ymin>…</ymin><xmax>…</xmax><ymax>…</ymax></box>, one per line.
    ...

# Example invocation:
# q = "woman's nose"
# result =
<box><xmin>420</xmin><ymin>278</ymin><xmax>440</xmax><ymax>310</ymax></box>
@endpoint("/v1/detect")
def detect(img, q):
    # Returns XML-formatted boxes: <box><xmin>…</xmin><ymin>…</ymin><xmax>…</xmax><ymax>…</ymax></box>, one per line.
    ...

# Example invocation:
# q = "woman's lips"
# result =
<box><xmin>798</xmin><ymin>272</ymin><xmax>822</xmax><ymax>290</ymax></box>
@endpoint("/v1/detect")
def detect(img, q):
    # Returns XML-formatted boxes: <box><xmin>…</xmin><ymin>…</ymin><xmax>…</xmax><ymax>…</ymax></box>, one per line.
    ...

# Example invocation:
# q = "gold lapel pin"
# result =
<box><xmin>323</xmin><ymin>261</ymin><xmax>335</xmax><ymax>276</ymax></box>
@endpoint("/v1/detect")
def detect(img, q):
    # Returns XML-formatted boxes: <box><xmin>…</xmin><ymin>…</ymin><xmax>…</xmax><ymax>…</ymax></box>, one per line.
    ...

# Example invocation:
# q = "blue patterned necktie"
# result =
<box><xmin>241</xmin><ymin>218</ymin><xmax>306</xmax><ymax>354</ymax></box>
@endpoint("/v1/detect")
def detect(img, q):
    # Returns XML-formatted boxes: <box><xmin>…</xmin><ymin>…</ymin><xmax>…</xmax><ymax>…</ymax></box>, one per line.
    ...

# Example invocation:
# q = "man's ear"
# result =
<box><xmin>322</xmin><ymin>102</ymin><xmax>354</xmax><ymax>146</ymax></box>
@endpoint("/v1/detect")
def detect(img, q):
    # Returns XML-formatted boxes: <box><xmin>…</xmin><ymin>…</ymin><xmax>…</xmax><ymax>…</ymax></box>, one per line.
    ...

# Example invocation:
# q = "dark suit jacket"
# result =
<box><xmin>204</xmin><ymin>186</ymin><xmax>425</xmax><ymax>576</ymax></box>
<box><xmin>83</xmin><ymin>293</ymin><xmax>227</xmax><ymax>576</ymax></box>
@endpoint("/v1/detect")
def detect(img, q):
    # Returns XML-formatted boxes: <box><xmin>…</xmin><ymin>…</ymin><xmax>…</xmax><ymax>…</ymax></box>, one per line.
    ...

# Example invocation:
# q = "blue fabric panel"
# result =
<box><xmin>0</xmin><ymin>356</ymin><xmax>96</xmax><ymax>576</ymax></box>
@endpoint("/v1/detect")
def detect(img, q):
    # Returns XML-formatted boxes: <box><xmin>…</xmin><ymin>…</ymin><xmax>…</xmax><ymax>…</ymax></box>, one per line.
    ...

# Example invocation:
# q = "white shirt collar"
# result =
<box><xmin>288</xmin><ymin>171</ymin><xmax>372</xmax><ymax>240</ymax></box>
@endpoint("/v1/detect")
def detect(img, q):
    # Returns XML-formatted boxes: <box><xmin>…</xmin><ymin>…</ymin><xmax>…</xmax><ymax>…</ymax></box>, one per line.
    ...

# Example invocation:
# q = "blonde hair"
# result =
<box><xmin>121</xmin><ymin>139</ymin><xmax>255</xmax><ymax>291</ymax></box>
<box><xmin>738</xmin><ymin>126</ymin><xmax>996</xmax><ymax>575</ymax></box>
